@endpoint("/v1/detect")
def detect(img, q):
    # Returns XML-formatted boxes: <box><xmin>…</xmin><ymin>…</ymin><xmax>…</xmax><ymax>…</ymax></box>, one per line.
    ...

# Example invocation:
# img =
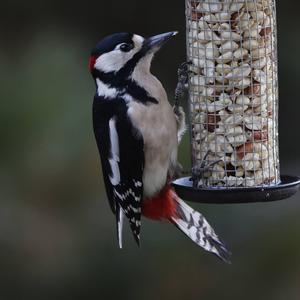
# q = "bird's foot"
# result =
<box><xmin>190</xmin><ymin>152</ymin><xmax>222</xmax><ymax>187</ymax></box>
<box><xmin>177</xmin><ymin>61</ymin><xmax>192</xmax><ymax>82</ymax></box>
<box><xmin>174</xmin><ymin>61</ymin><xmax>194</xmax><ymax>110</ymax></box>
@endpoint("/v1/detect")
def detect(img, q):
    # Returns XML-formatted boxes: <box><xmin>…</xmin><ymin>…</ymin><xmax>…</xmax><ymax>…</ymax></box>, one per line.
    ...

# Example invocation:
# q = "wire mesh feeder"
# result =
<box><xmin>172</xmin><ymin>0</ymin><xmax>300</xmax><ymax>203</ymax></box>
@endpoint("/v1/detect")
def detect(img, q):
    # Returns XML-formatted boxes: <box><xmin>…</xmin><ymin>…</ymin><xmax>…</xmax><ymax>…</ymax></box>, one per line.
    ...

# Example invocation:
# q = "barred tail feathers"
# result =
<box><xmin>142</xmin><ymin>186</ymin><xmax>231</xmax><ymax>263</ymax></box>
<box><xmin>172</xmin><ymin>197</ymin><xmax>231</xmax><ymax>263</ymax></box>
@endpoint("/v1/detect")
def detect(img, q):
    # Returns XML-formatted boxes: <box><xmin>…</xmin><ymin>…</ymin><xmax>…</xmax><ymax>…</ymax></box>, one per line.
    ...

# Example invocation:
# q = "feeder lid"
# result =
<box><xmin>172</xmin><ymin>175</ymin><xmax>300</xmax><ymax>204</ymax></box>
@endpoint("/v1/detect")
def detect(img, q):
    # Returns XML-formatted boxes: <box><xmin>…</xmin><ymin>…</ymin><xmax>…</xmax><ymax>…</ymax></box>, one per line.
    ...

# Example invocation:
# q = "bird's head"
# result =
<box><xmin>89</xmin><ymin>32</ymin><xmax>178</xmax><ymax>76</ymax></box>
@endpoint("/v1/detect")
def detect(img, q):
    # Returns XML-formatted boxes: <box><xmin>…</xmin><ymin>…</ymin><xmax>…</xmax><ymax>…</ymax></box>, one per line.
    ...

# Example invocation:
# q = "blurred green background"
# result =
<box><xmin>0</xmin><ymin>1</ymin><xmax>300</xmax><ymax>299</ymax></box>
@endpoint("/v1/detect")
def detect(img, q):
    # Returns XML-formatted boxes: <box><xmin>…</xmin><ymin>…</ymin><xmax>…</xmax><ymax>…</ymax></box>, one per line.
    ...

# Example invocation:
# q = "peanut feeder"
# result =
<box><xmin>186</xmin><ymin>0</ymin><xmax>280</xmax><ymax>188</ymax></box>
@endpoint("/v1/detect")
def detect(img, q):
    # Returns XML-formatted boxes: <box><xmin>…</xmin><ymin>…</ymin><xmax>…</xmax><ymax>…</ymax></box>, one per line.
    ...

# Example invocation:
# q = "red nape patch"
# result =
<box><xmin>142</xmin><ymin>186</ymin><xmax>179</xmax><ymax>221</ymax></box>
<box><xmin>88</xmin><ymin>55</ymin><xmax>97</xmax><ymax>72</ymax></box>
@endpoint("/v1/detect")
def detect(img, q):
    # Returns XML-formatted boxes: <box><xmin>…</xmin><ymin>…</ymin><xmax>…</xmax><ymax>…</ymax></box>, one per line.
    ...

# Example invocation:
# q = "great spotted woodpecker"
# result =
<box><xmin>89</xmin><ymin>32</ymin><xmax>230</xmax><ymax>262</ymax></box>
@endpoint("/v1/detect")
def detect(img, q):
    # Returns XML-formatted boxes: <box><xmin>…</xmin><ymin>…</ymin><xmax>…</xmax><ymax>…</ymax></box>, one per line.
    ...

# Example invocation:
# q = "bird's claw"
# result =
<box><xmin>177</xmin><ymin>61</ymin><xmax>193</xmax><ymax>87</ymax></box>
<box><xmin>174</xmin><ymin>61</ymin><xmax>193</xmax><ymax>106</ymax></box>
<box><xmin>177</xmin><ymin>61</ymin><xmax>192</xmax><ymax>79</ymax></box>
<box><xmin>191</xmin><ymin>152</ymin><xmax>223</xmax><ymax>187</ymax></box>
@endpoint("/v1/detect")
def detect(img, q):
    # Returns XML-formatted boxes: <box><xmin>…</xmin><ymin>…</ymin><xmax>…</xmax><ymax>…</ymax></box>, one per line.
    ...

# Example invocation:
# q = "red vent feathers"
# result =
<box><xmin>142</xmin><ymin>186</ymin><xmax>179</xmax><ymax>221</ymax></box>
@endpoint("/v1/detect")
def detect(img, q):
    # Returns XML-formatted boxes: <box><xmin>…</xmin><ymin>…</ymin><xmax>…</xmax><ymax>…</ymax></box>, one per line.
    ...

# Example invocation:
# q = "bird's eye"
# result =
<box><xmin>119</xmin><ymin>43</ymin><xmax>133</xmax><ymax>52</ymax></box>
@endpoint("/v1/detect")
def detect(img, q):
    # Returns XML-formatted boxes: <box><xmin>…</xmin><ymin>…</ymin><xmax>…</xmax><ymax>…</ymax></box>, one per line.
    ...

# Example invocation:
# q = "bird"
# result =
<box><xmin>89</xmin><ymin>32</ymin><xmax>230</xmax><ymax>262</ymax></box>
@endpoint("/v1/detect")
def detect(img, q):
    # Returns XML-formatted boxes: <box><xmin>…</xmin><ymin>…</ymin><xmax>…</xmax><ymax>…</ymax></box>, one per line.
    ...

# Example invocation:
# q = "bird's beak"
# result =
<box><xmin>144</xmin><ymin>31</ymin><xmax>178</xmax><ymax>53</ymax></box>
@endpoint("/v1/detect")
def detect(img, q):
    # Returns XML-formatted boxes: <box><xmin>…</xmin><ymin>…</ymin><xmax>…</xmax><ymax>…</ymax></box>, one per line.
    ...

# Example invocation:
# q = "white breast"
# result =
<box><xmin>127</xmin><ymin>74</ymin><xmax>178</xmax><ymax>198</ymax></box>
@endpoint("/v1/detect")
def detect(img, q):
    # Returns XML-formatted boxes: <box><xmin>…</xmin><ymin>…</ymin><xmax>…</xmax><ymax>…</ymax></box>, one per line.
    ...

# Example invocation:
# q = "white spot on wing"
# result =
<box><xmin>108</xmin><ymin>117</ymin><xmax>120</xmax><ymax>185</ymax></box>
<box><xmin>114</xmin><ymin>188</ymin><xmax>140</xmax><ymax>202</ymax></box>
<box><xmin>133</xmin><ymin>179</ymin><xmax>142</xmax><ymax>187</ymax></box>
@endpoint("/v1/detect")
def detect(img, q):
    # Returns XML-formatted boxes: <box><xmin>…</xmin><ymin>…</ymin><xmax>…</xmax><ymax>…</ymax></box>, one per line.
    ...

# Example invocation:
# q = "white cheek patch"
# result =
<box><xmin>94</xmin><ymin>51</ymin><xmax>129</xmax><ymax>73</ymax></box>
<box><xmin>94</xmin><ymin>45</ymin><xmax>138</xmax><ymax>73</ymax></box>
<box><xmin>94</xmin><ymin>34</ymin><xmax>144</xmax><ymax>73</ymax></box>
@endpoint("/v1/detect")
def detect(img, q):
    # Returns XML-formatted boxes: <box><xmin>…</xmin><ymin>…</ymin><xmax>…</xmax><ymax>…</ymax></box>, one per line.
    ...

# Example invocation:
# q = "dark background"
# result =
<box><xmin>0</xmin><ymin>1</ymin><xmax>300</xmax><ymax>299</ymax></box>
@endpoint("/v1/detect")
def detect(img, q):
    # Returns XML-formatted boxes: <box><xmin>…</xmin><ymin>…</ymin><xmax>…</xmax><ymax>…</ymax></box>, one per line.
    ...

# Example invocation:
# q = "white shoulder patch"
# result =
<box><xmin>108</xmin><ymin>117</ymin><xmax>120</xmax><ymax>185</ymax></box>
<box><xmin>96</xmin><ymin>78</ymin><xmax>118</xmax><ymax>98</ymax></box>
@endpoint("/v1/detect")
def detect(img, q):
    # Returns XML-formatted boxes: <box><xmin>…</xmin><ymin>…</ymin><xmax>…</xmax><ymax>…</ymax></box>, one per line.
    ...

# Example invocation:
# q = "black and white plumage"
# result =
<box><xmin>92</xmin><ymin>96</ymin><xmax>144</xmax><ymax>245</ymax></box>
<box><xmin>90</xmin><ymin>32</ymin><xmax>230</xmax><ymax>262</ymax></box>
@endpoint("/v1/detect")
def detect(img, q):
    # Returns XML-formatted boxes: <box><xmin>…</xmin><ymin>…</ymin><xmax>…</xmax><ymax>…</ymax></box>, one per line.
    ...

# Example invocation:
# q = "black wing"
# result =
<box><xmin>93</xmin><ymin>96</ymin><xmax>144</xmax><ymax>246</ymax></box>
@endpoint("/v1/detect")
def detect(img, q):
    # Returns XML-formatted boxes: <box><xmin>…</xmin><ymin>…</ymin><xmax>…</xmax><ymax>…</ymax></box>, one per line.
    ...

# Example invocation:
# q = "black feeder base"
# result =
<box><xmin>172</xmin><ymin>175</ymin><xmax>300</xmax><ymax>204</ymax></box>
